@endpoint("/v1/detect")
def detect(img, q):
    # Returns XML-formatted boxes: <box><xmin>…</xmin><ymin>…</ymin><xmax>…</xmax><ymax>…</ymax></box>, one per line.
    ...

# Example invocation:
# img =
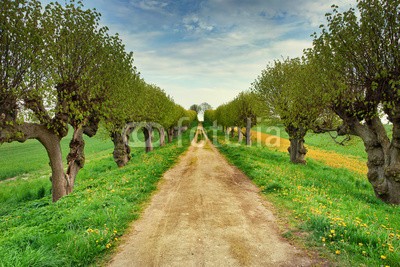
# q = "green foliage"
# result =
<box><xmin>216</xmin><ymin>131</ymin><xmax>400</xmax><ymax>266</ymax></box>
<box><xmin>252</xmin><ymin>57</ymin><xmax>336</xmax><ymax>133</ymax></box>
<box><xmin>311</xmin><ymin>0</ymin><xmax>400</xmax><ymax>126</ymax></box>
<box><xmin>204</xmin><ymin>109</ymin><xmax>216</xmax><ymax>124</ymax></box>
<box><xmin>214</xmin><ymin>91</ymin><xmax>265</xmax><ymax>128</ymax></box>
<box><xmin>0</xmin><ymin>130</ymin><xmax>191</xmax><ymax>266</ymax></box>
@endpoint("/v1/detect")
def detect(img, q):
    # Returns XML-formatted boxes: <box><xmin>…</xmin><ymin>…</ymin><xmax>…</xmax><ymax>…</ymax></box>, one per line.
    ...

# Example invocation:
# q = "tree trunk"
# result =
<box><xmin>159</xmin><ymin>127</ymin><xmax>166</xmax><ymax>147</ymax></box>
<box><xmin>349</xmin><ymin>117</ymin><xmax>400</xmax><ymax>204</ymax></box>
<box><xmin>230</xmin><ymin>127</ymin><xmax>235</xmax><ymax>138</ymax></box>
<box><xmin>40</xmin><ymin>132</ymin><xmax>67</xmax><ymax>202</ymax></box>
<box><xmin>112</xmin><ymin>131</ymin><xmax>131</xmax><ymax>167</ymax></box>
<box><xmin>143</xmin><ymin>124</ymin><xmax>153</xmax><ymax>152</ymax></box>
<box><xmin>286</xmin><ymin>124</ymin><xmax>307</xmax><ymax>164</ymax></box>
<box><xmin>1</xmin><ymin>123</ymin><xmax>73</xmax><ymax>202</ymax></box>
<box><xmin>238</xmin><ymin>127</ymin><xmax>243</xmax><ymax>143</ymax></box>
<box><xmin>65</xmin><ymin>127</ymin><xmax>85</xmax><ymax>194</ymax></box>
<box><xmin>168</xmin><ymin>128</ymin><xmax>174</xmax><ymax>143</ymax></box>
<box><xmin>246</xmin><ymin>118</ymin><xmax>252</xmax><ymax>146</ymax></box>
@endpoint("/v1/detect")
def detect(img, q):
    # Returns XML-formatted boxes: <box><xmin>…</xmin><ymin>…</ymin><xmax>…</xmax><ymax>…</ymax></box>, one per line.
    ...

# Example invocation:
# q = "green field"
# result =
<box><xmin>0</xmin><ymin>129</ymin><xmax>191</xmax><ymax>266</ymax></box>
<box><xmin>211</xmin><ymin>129</ymin><xmax>399</xmax><ymax>266</ymax></box>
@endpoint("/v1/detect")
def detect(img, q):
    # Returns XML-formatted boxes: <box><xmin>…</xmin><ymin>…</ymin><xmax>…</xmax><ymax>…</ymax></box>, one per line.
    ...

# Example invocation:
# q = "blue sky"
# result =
<box><xmin>59</xmin><ymin>0</ymin><xmax>355</xmax><ymax>109</ymax></box>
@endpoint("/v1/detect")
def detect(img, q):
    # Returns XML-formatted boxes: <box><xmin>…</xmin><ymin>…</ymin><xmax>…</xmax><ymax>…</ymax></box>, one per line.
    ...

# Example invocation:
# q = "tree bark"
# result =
<box><xmin>111</xmin><ymin>123</ymin><xmax>136</xmax><ymax>167</ymax></box>
<box><xmin>286</xmin><ymin>124</ymin><xmax>307</xmax><ymax>164</ymax></box>
<box><xmin>65</xmin><ymin>127</ymin><xmax>85</xmax><ymax>194</ymax></box>
<box><xmin>143</xmin><ymin>124</ymin><xmax>153</xmax><ymax>153</ymax></box>
<box><xmin>238</xmin><ymin>127</ymin><xmax>243</xmax><ymax>143</ymax></box>
<box><xmin>348</xmin><ymin>116</ymin><xmax>400</xmax><ymax>204</ymax></box>
<box><xmin>168</xmin><ymin>128</ymin><xmax>174</xmax><ymax>143</ymax></box>
<box><xmin>246</xmin><ymin>118</ymin><xmax>252</xmax><ymax>146</ymax></box>
<box><xmin>112</xmin><ymin>131</ymin><xmax>131</xmax><ymax>167</ymax></box>
<box><xmin>159</xmin><ymin>127</ymin><xmax>166</xmax><ymax>147</ymax></box>
<box><xmin>0</xmin><ymin>123</ymin><xmax>68</xmax><ymax>202</ymax></box>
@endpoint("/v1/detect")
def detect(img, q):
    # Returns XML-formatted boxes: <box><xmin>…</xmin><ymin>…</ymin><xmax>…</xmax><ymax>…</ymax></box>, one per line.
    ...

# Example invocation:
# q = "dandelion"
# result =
<box><xmin>106</xmin><ymin>243</ymin><xmax>112</xmax><ymax>249</ymax></box>
<box><xmin>381</xmin><ymin>255</ymin><xmax>387</xmax><ymax>260</ymax></box>
<box><xmin>358</xmin><ymin>243</ymin><xmax>363</xmax><ymax>247</ymax></box>
<box><xmin>362</xmin><ymin>251</ymin><xmax>367</xmax><ymax>255</ymax></box>
<box><xmin>335</xmin><ymin>250</ymin><xmax>341</xmax><ymax>255</ymax></box>
<box><xmin>321</xmin><ymin>237</ymin><xmax>326</xmax><ymax>242</ymax></box>
<box><xmin>330</xmin><ymin>229</ymin><xmax>335</xmax><ymax>234</ymax></box>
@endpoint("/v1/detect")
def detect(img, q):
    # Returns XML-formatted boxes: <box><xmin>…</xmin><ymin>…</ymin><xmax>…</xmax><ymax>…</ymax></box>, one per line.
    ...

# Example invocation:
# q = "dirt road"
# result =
<box><xmin>108</xmin><ymin>129</ymin><xmax>314</xmax><ymax>266</ymax></box>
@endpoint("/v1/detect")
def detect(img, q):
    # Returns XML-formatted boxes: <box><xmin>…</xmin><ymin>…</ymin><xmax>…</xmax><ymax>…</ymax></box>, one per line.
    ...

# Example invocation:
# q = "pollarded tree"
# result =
<box><xmin>312</xmin><ymin>0</ymin><xmax>400</xmax><ymax>204</ymax></box>
<box><xmin>215</xmin><ymin>103</ymin><xmax>236</xmax><ymax>132</ymax></box>
<box><xmin>252</xmin><ymin>58</ymin><xmax>328</xmax><ymax>163</ymax></box>
<box><xmin>0</xmin><ymin>0</ymin><xmax>132</xmax><ymax>201</ymax></box>
<box><xmin>230</xmin><ymin>91</ymin><xmax>266</xmax><ymax>145</ymax></box>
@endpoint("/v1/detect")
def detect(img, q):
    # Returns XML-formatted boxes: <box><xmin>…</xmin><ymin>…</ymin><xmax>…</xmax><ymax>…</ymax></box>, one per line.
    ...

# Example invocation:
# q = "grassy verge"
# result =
<box><xmin>212</xmin><ymin>130</ymin><xmax>399</xmax><ymax>267</ymax></box>
<box><xmin>0</xmin><ymin>130</ymin><xmax>191</xmax><ymax>266</ymax></box>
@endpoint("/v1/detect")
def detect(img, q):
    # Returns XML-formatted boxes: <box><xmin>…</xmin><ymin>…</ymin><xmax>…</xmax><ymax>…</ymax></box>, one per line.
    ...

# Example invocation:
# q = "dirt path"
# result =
<box><xmin>108</xmin><ymin>128</ymin><xmax>314</xmax><ymax>267</ymax></box>
<box><xmin>252</xmin><ymin>130</ymin><xmax>367</xmax><ymax>175</ymax></box>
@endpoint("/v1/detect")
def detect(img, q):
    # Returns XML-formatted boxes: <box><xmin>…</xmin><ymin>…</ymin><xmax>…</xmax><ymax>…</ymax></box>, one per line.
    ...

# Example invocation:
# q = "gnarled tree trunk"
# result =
<box><xmin>143</xmin><ymin>124</ymin><xmax>153</xmax><ymax>153</ymax></box>
<box><xmin>1</xmin><ymin>123</ymin><xmax>68</xmax><ymax>202</ymax></box>
<box><xmin>286</xmin><ymin>124</ymin><xmax>307</xmax><ymax>164</ymax></box>
<box><xmin>111</xmin><ymin>122</ymin><xmax>137</xmax><ymax>167</ymax></box>
<box><xmin>65</xmin><ymin>127</ymin><xmax>85</xmax><ymax>194</ymax></box>
<box><xmin>112</xmin><ymin>131</ymin><xmax>131</xmax><ymax>167</ymax></box>
<box><xmin>348</xmin><ymin>116</ymin><xmax>400</xmax><ymax>204</ymax></box>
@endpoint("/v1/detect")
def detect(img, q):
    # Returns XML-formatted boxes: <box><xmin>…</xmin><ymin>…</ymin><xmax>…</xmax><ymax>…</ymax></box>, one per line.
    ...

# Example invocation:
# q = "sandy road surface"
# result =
<box><xmin>108</xmin><ymin>129</ymin><xmax>314</xmax><ymax>267</ymax></box>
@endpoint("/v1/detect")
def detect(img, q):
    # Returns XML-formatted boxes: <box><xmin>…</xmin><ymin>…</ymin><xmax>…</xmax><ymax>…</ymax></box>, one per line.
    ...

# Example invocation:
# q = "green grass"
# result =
<box><xmin>0</xmin><ymin>129</ymin><xmax>191</xmax><ymax>266</ymax></box>
<box><xmin>213</xmin><ymin>130</ymin><xmax>400</xmax><ymax>267</ymax></box>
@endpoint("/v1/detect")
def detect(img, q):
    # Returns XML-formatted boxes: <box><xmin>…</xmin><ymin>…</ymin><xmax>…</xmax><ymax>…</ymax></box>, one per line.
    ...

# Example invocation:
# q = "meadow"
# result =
<box><xmin>0</xmin><ymin>129</ymin><xmax>191</xmax><ymax>266</ymax></box>
<box><xmin>210</xmin><ymin>126</ymin><xmax>400</xmax><ymax>267</ymax></box>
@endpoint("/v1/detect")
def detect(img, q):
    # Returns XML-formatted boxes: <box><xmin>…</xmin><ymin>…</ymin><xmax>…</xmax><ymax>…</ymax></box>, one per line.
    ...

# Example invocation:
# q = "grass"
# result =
<box><xmin>0</xmin><ymin>128</ymin><xmax>192</xmax><ymax>266</ymax></box>
<box><xmin>211</xmin><ymin>129</ymin><xmax>400</xmax><ymax>267</ymax></box>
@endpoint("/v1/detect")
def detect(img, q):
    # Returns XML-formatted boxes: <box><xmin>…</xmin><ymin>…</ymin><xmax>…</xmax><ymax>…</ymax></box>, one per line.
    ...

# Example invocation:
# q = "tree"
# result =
<box><xmin>231</xmin><ymin>91</ymin><xmax>265</xmax><ymax>145</ymax></box>
<box><xmin>198</xmin><ymin>102</ymin><xmax>212</xmax><ymax>112</ymax></box>
<box><xmin>252</xmin><ymin>58</ymin><xmax>330</xmax><ymax>163</ymax></box>
<box><xmin>0</xmin><ymin>0</ymin><xmax>132</xmax><ymax>201</ymax></box>
<box><xmin>312</xmin><ymin>0</ymin><xmax>400</xmax><ymax>204</ymax></box>
<box><xmin>189</xmin><ymin>104</ymin><xmax>199</xmax><ymax>112</ymax></box>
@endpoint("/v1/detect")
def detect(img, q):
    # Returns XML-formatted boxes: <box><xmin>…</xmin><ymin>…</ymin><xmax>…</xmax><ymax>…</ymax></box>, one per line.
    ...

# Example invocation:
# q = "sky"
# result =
<box><xmin>55</xmin><ymin>0</ymin><xmax>356</xmax><ymax>109</ymax></box>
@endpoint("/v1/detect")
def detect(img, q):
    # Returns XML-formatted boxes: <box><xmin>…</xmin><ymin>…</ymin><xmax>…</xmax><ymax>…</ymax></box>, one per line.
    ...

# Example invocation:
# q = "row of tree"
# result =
<box><xmin>213</xmin><ymin>0</ymin><xmax>400</xmax><ymax>204</ymax></box>
<box><xmin>205</xmin><ymin>92</ymin><xmax>265</xmax><ymax>145</ymax></box>
<box><xmin>0</xmin><ymin>0</ymin><xmax>195</xmax><ymax>202</ymax></box>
